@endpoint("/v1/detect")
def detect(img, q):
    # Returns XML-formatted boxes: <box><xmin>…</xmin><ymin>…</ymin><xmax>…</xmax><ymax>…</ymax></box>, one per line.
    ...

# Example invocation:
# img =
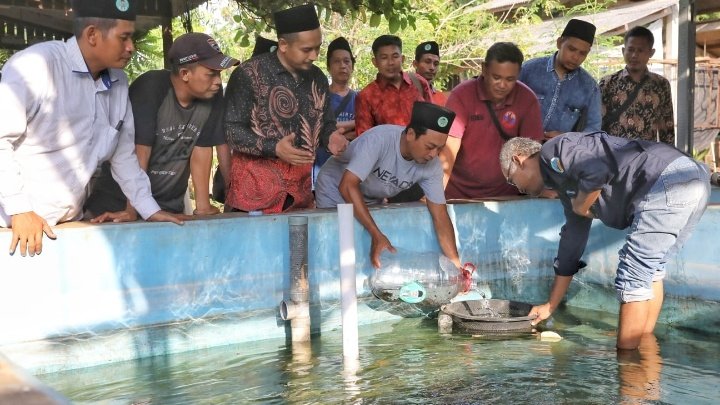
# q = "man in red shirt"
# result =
<box><xmin>355</xmin><ymin>35</ymin><xmax>432</xmax><ymax>136</ymax></box>
<box><xmin>413</xmin><ymin>41</ymin><xmax>448</xmax><ymax>106</ymax></box>
<box><xmin>443</xmin><ymin>42</ymin><xmax>543</xmax><ymax>199</ymax></box>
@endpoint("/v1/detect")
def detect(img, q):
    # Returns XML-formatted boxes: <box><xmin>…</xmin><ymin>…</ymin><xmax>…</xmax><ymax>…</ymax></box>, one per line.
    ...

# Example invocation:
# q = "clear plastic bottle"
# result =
<box><xmin>369</xmin><ymin>249</ymin><xmax>473</xmax><ymax>307</ymax></box>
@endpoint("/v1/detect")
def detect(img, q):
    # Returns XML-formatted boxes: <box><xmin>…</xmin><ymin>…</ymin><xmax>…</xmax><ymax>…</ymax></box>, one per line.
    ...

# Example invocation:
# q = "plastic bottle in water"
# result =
<box><xmin>369</xmin><ymin>249</ymin><xmax>475</xmax><ymax>307</ymax></box>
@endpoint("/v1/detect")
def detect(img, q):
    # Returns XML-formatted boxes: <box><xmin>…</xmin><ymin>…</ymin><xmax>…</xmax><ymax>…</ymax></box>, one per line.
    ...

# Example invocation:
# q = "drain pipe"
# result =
<box><xmin>280</xmin><ymin>216</ymin><xmax>310</xmax><ymax>342</ymax></box>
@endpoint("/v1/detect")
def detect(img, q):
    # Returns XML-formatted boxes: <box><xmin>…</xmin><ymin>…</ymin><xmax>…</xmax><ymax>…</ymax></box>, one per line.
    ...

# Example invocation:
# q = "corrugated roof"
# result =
<box><xmin>483</xmin><ymin>0</ymin><xmax>676</xmax><ymax>55</ymax></box>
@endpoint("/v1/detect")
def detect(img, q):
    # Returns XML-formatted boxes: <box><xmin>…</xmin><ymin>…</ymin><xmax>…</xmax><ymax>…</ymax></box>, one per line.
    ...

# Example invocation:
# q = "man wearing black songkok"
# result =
<box><xmin>224</xmin><ymin>3</ymin><xmax>348</xmax><ymax>213</ymax></box>
<box><xmin>519</xmin><ymin>18</ymin><xmax>602</xmax><ymax>139</ymax></box>
<box><xmin>0</xmin><ymin>0</ymin><xmax>181</xmax><ymax>257</ymax></box>
<box><xmin>315</xmin><ymin>102</ymin><xmax>462</xmax><ymax>269</ymax></box>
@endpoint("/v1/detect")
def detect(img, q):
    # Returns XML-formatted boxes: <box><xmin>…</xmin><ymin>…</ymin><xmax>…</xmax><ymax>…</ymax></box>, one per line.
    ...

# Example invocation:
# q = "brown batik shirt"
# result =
<box><xmin>599</xmin><ymin>68</ymin><xmax>674</xmax><ymax>145</ymax></box>
<box><xmin>223</xmin><ymin>51</ymin><xmax>336</xmax><ymax>213</ymax></box>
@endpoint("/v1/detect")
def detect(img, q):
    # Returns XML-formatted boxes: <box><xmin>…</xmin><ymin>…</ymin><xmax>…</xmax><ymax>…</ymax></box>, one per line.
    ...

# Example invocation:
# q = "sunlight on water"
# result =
<box><xmin>38</xmin><ymin>306</ymin><xmax>720</xmax><ymax>405</ymax></box>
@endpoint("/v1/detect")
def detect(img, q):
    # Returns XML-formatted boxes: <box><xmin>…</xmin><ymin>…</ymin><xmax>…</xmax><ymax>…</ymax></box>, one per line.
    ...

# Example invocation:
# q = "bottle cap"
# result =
<box><xmin>399</xmin><ymin>281</ymin><xmax>426</xmax><ymax>304</ymax></box>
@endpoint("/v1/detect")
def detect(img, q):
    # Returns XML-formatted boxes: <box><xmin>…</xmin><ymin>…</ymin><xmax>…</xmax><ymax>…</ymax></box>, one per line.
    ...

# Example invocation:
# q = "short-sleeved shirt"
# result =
<box><xmin>354</xmin><ymin>72</ymin><xmax>432</xmax><ymax>136</ymax></box>
<box><xmin>540</xmin><ymin>131</ymin><xmax>685</xmax><ymax>276</ymax></box>
<box><xmin>223</xmin><ymin>51</ymin><xmax>336</xmax><ymax>213</ymax></box>
<box><xmin>0</xmin><ymin>37</ymin><xmax>160</xmax><ymax>226</ymax></box>
<box><xmin>313</xmin><ymin>90</ymin><xmax>357</xmax><ymax>186</ymax></box>
<box><xmin>519</xmin><ymin>53</ymin><xmax>602</xmax><ymax>133</ymax></box>
<box><xmin>599</xmin><ymin>68</ymin><xmax>674</xmax><ymax>144</ymax></box>
<box><xmin>444</xmin><ymin>77</ymin><xmax>544</xmax><ymax>198</ymax></box>
<box><xmin>315</xmin><ymin>124</ymin><xmax>445</xmax><ymax>208</ymax></box>
<box><xmin>85</xmin><ymin>70</ymin><xmax>224</xmax><ymax>214</ymax></box>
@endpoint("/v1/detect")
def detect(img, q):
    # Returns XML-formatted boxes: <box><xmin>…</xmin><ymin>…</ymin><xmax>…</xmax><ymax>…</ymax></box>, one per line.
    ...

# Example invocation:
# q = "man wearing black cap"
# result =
<box><xmin>315</xmin><ymin>101</ymin><xmax>461</xmax><ymax>269</ymax></box>
<box><xmin>224</xmin><ymin>4</ymin><xmax>348</xmax><ymax>214</ymax></box>
<box><xmin>0</xmin><ymin>0</ymin><xmax>180</xmax><ymax>257</ymax></box>
<box><xmin>414</xmin><ymin>41</ymin><xmax>447</xmax><ymax>106</ymax></box>
<box><xmin>312</xmin><ymin>37</ymin><xmax>358</xmax><ymax>187</ymax></box>
<box><xmin>86</xmin><ymin>32</ymin><xmax>239</xmax><ymax>220</ymax></box>
<box><xmin>519</xmin><ymin>18</ymin><xmax>602</xmax><ymax>139</ymax></box>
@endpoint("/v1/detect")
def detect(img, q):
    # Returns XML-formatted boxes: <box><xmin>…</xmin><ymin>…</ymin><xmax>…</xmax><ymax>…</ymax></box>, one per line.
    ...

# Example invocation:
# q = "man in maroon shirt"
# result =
<box><xmin>443</xmin><ymin>42</ymin><xmax>543</xmax><ymax>199</ymax></box>
<box><xmin>355</xmin><ymin>35</ymin><xmax>432</xmax><ymax>136</ymax></box>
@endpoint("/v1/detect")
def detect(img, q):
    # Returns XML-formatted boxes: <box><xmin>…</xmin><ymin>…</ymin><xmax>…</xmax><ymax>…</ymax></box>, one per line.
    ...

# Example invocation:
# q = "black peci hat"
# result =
<box><xmin>410</xmin><ymin>101</ymin><xmax>455</xmax><ymax>134</ymax></box>
<box><xmin>415</xmin><ymin>41</ymin><xmax>440</xmax><ymax>60</ymax></box>
<box><xmin>561</xmin><ymin>18</ymin><xmax>596</xmax><ymax>45</ymax></box>
<box><xmin>327</xmin><ymin>37</ymin><xmax>355</xmax><ymax>64</ymax></box>
<box><xmin>274</xmin><ymin>4</ymin><xmax>320</xmax><ymax>35</ymax></box>
<box><xmin>72</xmin><ymin>0</ymin><xmax>136</xmax><ymax>21</ymax></box>
<box><xmin>252</xmin><ymin>36</ymin><xmax>278</xmax><ymax>57</ymax></box>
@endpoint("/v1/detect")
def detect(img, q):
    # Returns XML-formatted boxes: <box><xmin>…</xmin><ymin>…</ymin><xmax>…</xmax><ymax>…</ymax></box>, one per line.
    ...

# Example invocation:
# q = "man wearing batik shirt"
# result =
<box><xmin>223</xmin><ymin>4</ymin><xmax>347</xmax><ymax>213</ymax></box>
<box><xmin>599</xmin><ymin>26</ymin><xmax>674</xmax><ymax>145</ymax></box>
<box><xmin>355</xmin><ymin>35</ymin><xmax>432</xmax><ymax>136</ymax></box>
<box><xmin>414</xmin><ymin>41</ymin><xmax>447</xmax><ymax>106</ymax></box>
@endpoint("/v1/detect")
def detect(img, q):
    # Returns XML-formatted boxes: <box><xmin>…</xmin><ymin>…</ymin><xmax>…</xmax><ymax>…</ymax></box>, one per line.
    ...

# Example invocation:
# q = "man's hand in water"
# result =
<box><xmin>528</xmin><ymin>303</ymin><xmax>553</xmax><ymax>326</ymax></box>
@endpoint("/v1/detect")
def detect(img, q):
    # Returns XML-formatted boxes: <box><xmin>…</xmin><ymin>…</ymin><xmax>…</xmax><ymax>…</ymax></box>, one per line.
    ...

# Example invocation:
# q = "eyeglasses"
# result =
<box><xmin>505</xmin><ymin>160</ymin><xmax>517</xmax><ymax>187</ymax></box>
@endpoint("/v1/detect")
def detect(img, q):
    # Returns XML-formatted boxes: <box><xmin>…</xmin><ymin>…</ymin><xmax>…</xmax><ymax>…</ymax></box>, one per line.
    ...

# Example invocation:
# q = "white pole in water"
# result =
<box><xmin>338</xmin><ymin>204</ymin><xmax>359</xmax><ymax>361</ymax></box>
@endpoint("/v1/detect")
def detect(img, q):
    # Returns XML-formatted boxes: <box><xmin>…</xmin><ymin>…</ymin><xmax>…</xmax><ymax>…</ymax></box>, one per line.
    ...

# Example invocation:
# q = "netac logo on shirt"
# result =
<box><xmin>372</xmin><ymin>167</ymin><xmax>412</xmax><ymax>189</ymax></box>
<box><xmin>501</xmin><ymin>111</ymin><xmax>517</xmax><ymax>130</ymax></box>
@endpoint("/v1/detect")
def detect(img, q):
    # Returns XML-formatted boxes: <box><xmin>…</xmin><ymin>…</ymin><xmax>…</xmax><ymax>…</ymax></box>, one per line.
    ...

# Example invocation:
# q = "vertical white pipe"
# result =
<box><xmin>338</xmin><ymin>204</ymin><xmax>359</xmax><ymax>360</ymax></box>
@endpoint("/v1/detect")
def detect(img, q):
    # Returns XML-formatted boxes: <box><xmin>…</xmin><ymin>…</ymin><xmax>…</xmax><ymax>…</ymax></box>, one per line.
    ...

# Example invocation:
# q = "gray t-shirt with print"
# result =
<box><xmin>315</xmin><ymin>124</ymin><xmax>445</xmax><ymax>208</ymax></box>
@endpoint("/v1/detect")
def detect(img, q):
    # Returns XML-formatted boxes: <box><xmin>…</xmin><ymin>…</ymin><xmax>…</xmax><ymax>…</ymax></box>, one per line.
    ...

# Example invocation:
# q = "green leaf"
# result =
<box><xmin>370</xmin><ymin>13</ymin><xmax>382</xmax><ymax>27</ymax></box>
<box><xmin>389</xmin><ymin>15</ymin><xmax>400</xmax><ymax>33</ymax></box>
<box><xmin>232</xmin><ymin>15</ymin><xmax>242</xmax><ymax>23</ymax></box>
<box><xmin>239</xmin><ymin>35</ymin><xmax>250</xmax><ymax>47</ymax></box>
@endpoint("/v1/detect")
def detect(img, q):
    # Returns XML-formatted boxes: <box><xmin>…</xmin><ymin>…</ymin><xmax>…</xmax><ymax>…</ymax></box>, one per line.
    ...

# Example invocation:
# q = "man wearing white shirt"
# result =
<box><xmin>0</xmin><ymin>0</ymin><xmax>180</xmax><ymax>257</ymax></box>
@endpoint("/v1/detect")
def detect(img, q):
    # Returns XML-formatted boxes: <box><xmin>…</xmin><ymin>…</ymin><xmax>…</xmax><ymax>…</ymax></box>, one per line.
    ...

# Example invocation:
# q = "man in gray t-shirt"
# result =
<box><xmin>316</xmin><ymin>101</ymin><xmax>462</xmax><ymax>269</ymax></box>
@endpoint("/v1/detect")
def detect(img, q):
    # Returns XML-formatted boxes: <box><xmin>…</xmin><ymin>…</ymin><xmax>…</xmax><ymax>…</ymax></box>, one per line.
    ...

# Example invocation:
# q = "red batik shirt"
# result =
<box><xmin>223</xmin><ymin>52</ymin><xmax>336</xmax><ymax>213</ymax></box>
<box><xmin>354</xmin><ymin>72</ymin><xmax>432</xmax><ymax>136</ymax></box>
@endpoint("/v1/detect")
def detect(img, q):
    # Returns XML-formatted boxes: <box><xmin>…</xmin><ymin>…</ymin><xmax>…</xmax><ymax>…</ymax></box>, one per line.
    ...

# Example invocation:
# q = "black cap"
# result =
<box><xmin>168</xmin><ymin>33</ymin><xmax>239</xmax><ymax>70</ymax></box>
<box><xmin>72</xmin><ymin>0</ymin><xmax>136</xmax><ymax>20</ymax></box>
<box><xmin>327</xmin><ymin>37</ymin><xmax>355</xmax><ymax>63</ymax></box>
<box><xmin>252</xmin><ymin>36</ymin><xmax>278</xmax><ymax>57</ymax></box>
<box><xmin>415</xmin><ymin>41</ymin><xmax>439</xmax><ymax>60</ymax></box>
<box><xmin>410</xmin><ymin>101</ymin><xmax>455</xmax><ymax>134</ymax></box>
<box><xmin>561</xmin><ymin>18</ymin><xmax>596</xmax><ymax>45</ymax></box>
<box><xmin>274</xmin><ymin>4</ymin><xmax>320</xmax><ymax>35</ymax></box>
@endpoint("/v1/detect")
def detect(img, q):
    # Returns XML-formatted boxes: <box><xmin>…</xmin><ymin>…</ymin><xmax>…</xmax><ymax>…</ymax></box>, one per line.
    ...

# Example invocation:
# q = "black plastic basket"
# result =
<box><xmin>440</xmin><ymin>299</ymin><xmax>535</xmax><ymax>333</ymax></box>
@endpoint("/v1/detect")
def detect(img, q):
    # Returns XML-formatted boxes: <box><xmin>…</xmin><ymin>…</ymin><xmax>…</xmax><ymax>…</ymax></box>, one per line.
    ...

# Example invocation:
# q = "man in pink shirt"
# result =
<box><xmin>443</xmin><ymin>42</ymin><xmax>543</xmax><ymax>199</ymax></box>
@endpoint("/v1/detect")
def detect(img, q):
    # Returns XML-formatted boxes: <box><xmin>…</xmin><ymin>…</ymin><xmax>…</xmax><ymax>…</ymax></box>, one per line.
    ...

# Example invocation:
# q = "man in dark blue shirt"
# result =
<box><xmin>500</xmin><ymin>132</ymin><xmax>710</xmax><ymax>350</ymax></box>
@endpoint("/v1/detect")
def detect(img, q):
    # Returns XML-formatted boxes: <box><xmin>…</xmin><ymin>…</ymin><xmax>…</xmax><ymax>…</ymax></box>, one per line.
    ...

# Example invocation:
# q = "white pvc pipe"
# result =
<box><xmin>338</xmin><ymin>203</ymin><xmax>359</xmax><ymax>361</ymax></box>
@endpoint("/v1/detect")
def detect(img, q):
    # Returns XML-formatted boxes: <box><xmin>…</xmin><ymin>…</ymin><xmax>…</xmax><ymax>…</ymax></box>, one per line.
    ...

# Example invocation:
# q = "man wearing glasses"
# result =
<box><xmin>499</xmin><ymin>132</ymin><xmax>709</xmax><ymax>350</ymax></box>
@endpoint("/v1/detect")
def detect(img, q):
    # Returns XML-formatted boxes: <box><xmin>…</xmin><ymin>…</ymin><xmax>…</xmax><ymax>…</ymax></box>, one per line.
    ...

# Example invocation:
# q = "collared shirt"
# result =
<box><xmin>444</xmin><ymin>76</ymin><xmax>543</xmax><ymax>198</ymax></box>
<box><xmin>223</xmin><ymin>51</ymin><xmax>336</xmax><ymax>213</ymax></box>
<box><xmin>519</xmin><ymin>53</ymin><xmax>602</xmax><ymax>133</ymax></box>
<box><xmin>540</xmin><ymin>131</ymin><xmax>685</xmax><ymax>276</ymax></box>
<box><xmin>0</xmin><ymin>37</ymin><xmax>160</xmax><ymax>226</ymax></box>
<box><xmin>354</xmin><ymin>72</ymin><xmax>432</xmax><ymax>136</ymax></box>
<box><xmin>599</xmin><ymin>68</ymin><xmax>675</xmax><ymax>144</ymax></box>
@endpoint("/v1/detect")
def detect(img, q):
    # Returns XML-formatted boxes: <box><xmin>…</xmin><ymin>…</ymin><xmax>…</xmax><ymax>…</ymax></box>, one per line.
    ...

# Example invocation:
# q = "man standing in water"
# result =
<box><xmin>500</xmin><ymin>133</ymin><xmax>709</xmax><ymax>349</ymax></box>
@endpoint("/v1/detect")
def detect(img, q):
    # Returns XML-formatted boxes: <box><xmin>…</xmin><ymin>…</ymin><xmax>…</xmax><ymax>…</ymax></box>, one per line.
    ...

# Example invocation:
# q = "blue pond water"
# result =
<box><xmin>38</xmin><ymin>304</ymin><xmax>719</xmax><ymax>404</ymax></box>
